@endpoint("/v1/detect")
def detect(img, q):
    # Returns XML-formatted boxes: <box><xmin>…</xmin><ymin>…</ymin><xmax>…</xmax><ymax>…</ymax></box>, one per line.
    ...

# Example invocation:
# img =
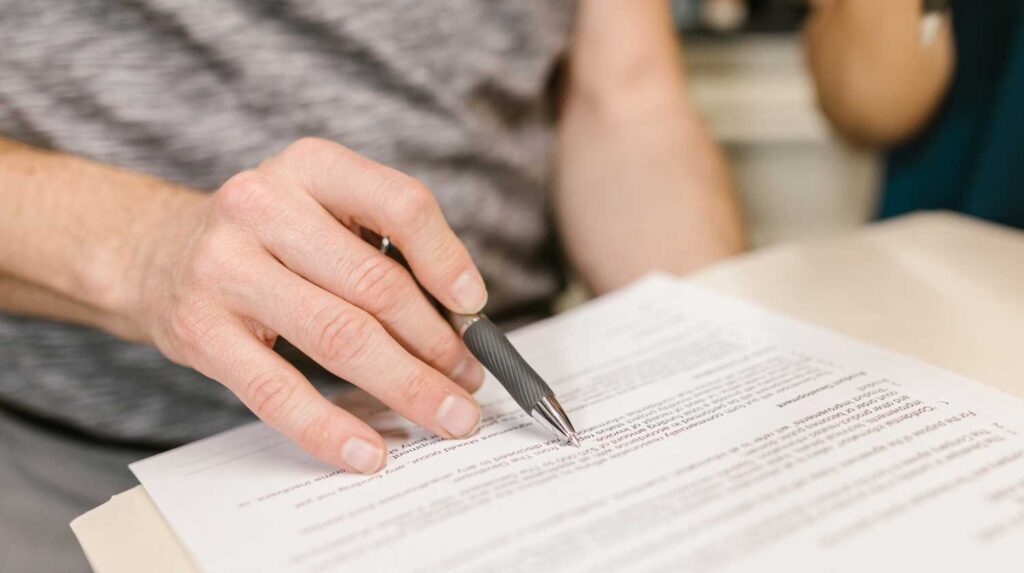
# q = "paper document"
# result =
<box><xmin>131</xmin><ymin>275</ymin><xmax>1024</xmax><ymax>572</ymax></box>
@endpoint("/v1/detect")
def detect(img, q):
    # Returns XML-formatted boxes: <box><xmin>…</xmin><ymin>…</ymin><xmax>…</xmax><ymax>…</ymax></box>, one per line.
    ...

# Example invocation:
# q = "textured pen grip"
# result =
<box><xmin>462</xmin><ymin>318</ymin><xmax>552</xmax><ymax>412</ymax></box>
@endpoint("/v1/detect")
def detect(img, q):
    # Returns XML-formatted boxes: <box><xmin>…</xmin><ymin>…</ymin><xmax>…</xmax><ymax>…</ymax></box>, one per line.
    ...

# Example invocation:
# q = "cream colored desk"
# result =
<box><xmin>70</xmin><ymin>212</ymin><xmax>1024</xmax><ymax>572</ymax></box>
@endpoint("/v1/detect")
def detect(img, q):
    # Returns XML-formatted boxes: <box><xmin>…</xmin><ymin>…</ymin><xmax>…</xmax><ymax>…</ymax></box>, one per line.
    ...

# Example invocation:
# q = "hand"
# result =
<box><xmin>128</xmin><ymin>138</ymin><xmax>488</xmax><ymax>474</ymax></box>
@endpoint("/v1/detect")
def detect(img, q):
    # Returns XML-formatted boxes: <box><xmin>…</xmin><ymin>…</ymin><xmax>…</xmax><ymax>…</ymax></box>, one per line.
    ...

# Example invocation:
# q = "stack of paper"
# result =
<box><xmin>131</xmin><ymin>275</ymin><xmax>1024</xmax><ymax>572</ymax></box>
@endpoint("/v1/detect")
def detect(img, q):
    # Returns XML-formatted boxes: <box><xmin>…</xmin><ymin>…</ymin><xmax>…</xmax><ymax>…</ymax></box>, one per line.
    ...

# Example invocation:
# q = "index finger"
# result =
<box><xmin>268</xmin><ymin>138</ymin><xmax>488</xmax><ymax>315</ymax></box>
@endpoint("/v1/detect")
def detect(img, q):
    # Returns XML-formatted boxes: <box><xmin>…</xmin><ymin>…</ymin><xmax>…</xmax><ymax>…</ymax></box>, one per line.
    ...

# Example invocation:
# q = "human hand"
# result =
<box><xmin>128</xmin><ymin>138</ymin><xmax>488</xmax><ymax>474</ymax></box>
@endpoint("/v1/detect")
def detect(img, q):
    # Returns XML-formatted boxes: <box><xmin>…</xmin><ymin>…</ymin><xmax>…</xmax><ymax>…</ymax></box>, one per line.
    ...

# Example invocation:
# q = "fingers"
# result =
<box><xmin>201</xmin><ymin>140</ymin><xmax>487</xmax><ymax>468</ymax></box>
<box><xmin>186</xmin><ymin>317</ymin><xmax>387</xmax><ymax>474</ymax></box>
<box><xmin>226</xmin><ymin>177</ymin><xmax>484</xmax><ymax>392</ymax></box>
<box><xmin>231</xmin><ymin>256</ymin><xmax>482</xmax><ymax>441</ymax></box>
<box><xmin>266</xmin><ymin>138</ymin><xmax>489</xmax><ymax>315</ymax></box>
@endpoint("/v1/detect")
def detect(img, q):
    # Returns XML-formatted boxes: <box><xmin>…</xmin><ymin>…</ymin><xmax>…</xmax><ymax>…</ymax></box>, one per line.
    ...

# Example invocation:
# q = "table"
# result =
<box><xmin>70</xmin><ymin>211</ymin><xmax>1024</xmax><ymax>572</ymax></box>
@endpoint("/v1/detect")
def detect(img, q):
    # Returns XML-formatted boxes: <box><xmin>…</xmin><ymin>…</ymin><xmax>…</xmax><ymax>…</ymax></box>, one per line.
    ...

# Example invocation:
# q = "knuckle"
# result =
<box><xmin>296</xmin><ymin>409</ymin><xmax>333</xmax><ymax>453</ymax></box>
<box><xmin>311</xmin><ymin>305</ymin><xmax>375</xmax><ymax>366</ymax></box>
<box><xmin>273</xmin><ymin>137</ymin><xmax>349</xmax><ymax>186</ymax></box>
<box><xmin>394</xmin><ymin>371</ymin><xmax>435</xmax><ymax>407</ymax></box>
<box><xmin>349</xmin><ymin>255</ymin><xmax>408</xmax><ymax>313</ymax></box>
<box><xmin>215</xmin><ymin>170</ymin><xmax>277</xmax><ymax>222</ymax></box>
<box><xmin>420</xmin><ymin>331</ymin><xmax>459</xmax><ymax>369</ymax></box>
<box><xmin>165</xmin><ymin>299</ymin><xmax>220</xmax><ymax>350</ymax></box>
<box><xmin>384</xmin><ymin>176</ymin><xmax>437</xmax><ymax>231</ymax></box>
<box><xmin>245</xmin><ymin>370</ymin><xmax>295</xmax><ymax>421</ymax></box>
<box><xmin>286</xmin><ymin>136</ymin><xmax>333</xmax><ymax>159</ymax></box>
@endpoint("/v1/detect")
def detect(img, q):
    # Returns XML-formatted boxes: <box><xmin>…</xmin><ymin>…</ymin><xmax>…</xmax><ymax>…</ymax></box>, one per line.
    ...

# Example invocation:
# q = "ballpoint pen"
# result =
<box><xmin>371</xmin><ymin>234</ymin><xmax>580</xmax><ymax>447</ymax></box>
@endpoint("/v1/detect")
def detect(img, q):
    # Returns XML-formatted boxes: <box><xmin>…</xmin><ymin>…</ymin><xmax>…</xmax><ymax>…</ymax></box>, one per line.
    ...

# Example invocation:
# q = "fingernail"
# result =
<box><xmin>436</xmin><ymin>394</ymin><xmax>480</xmax><ymax>438</ymax></box>
<box><xmin>451</xmin><ymin>355</ymin><xmax>485</xmax><ymax>392</ymax></box>
<box><xmin>341</xmin><ymin>437</ymin><xmax>385</xmax><ymax>474</ymax></box>
<box><xmin>451</xmin><ymin>270</ymin><xmax>488</xmax><ymax>314</ymax></box>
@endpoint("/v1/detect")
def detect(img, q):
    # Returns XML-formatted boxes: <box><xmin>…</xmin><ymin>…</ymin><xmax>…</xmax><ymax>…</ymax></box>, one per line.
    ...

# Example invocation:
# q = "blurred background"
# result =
<box><xmin>673</xmin><ymin>0</ymin><xmax>879</xmax><ymax>246</ymax></box>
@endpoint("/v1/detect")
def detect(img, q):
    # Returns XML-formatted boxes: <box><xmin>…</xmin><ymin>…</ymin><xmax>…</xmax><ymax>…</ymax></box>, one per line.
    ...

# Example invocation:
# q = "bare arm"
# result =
<box><xmin>804</xmin><ymin>0</ymin><xmax>955</xmax><ymax>146</ymax></box>
<box><xmin>0</xmin><ymin>138</ymin><xmax>199</xmax><ymax>339</ymax></box>
<box><xmin>556</xmin><ymin>0</ymin><xmax>744</xmax><ymax>295</ymax></box>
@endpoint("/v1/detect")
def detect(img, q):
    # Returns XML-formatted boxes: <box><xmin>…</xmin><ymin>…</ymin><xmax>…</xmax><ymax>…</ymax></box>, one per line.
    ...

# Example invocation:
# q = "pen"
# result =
<box><xmin>370</xmin><ymin>234</ymin><xmax>580</xmax><ymax>447</ymax></box>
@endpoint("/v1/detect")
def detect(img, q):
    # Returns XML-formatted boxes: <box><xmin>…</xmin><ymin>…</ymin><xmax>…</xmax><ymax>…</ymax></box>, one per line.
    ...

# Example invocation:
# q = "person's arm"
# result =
<box><xmin>556</xmin><ymin>1</ymin><xmax>744</xmax><ymax>295</ymax></box>
<box><xmin>804</xmin><ymin>0</ymin><xmax>955</xmax><ymax>146</ymax></box>
<box><xmin>0</xmin><ymin>271</ymin><xmax>119</xmax><ymax>334</ymax></box>
<box><xmin>0</xmin><ymin>137</ymin><xmax>198</xmax><ymax>339</ymax></box>
<box><xmin>0</xmin><ymin>135</ymin><xmax>491</xmax><ymax>473</ymax></box>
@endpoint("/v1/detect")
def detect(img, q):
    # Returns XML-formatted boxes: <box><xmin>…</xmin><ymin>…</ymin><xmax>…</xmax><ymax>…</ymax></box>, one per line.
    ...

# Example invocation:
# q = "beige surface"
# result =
<box><xmin>691</xmin><ymin>211</ymin><xmax>1024</xmax><ymax>400</ymax></box>
<box><xmin>70</xmin><ymin>486</ymin><xmax>197</xmax><ymax>572</ymax></box>
<box><xmin>70</xmin><ymin>211</ymin><xmax>1024</xmax><ymax>572</ymax></box>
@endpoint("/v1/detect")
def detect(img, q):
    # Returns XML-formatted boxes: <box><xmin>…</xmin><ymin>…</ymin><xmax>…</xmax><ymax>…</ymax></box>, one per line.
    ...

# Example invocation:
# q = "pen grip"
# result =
<box><xmin>462</xmin><ymin>318</ymin><xmax>552</xmax><ymax>413</ymax></box>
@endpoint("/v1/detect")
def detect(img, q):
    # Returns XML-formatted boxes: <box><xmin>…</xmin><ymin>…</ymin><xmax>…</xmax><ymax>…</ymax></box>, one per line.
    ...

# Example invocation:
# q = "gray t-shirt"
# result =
<box><xmin>0</xmin><ymin>0</ymin><xmax>574</xmax><ymax>444</ymax></box>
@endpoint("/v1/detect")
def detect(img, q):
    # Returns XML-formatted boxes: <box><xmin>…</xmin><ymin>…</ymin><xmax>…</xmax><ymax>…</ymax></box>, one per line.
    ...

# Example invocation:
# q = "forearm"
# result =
<box><xmin>805</xmin><ymin>0</ymin><xmax>954</xmax><ymax>145</ymax></box>
<box><xmin>0</xmin><ymin>137</ymin><xmax>202</xmax><ymax>339</ymax></box>
<box><xmin>556</xmin><ymin>1</ymin><xmax>744</xmax><ymax>294</ymax></box>
<box><xmin>0</xmin><ymin>271</ymin><xmax>134</xmax><ymax>333</ymax></box>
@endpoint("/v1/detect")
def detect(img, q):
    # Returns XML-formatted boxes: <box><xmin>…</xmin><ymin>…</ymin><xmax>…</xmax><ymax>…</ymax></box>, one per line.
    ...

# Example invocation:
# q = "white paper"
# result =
<box><xmin>131</xmin><ymin>275</ymin><xmax>1024</xmax><ymax>572</ymax></box>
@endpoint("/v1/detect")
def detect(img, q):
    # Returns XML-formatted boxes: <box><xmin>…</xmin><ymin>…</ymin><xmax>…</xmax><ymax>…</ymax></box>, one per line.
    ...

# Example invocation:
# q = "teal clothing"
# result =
<box><xmin>881</xmin><ymin>0</ymin><xmax>1024</xmax><ymax>228</ymax></box>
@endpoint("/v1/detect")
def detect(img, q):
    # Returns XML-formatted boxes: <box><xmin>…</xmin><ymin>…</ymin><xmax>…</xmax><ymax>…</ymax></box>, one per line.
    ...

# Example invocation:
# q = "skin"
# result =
<box><xmin>0</xmin><ymin>2</ymin><xmax>742</xmax><ymax>473</ymax></box>
<box><xmin>804</xmin><ymin>0</ymin><xmax>956</xmax><ymax>147</ymax></box>
<box><xmin>558</xmin><ymin>1</ymin><xmax>743</xmax><ymax>294</ymax></box>
<box><xmin>0</xmin><ymin>137</ymin><xmax>489</xmax><ymax>475</ymax></box>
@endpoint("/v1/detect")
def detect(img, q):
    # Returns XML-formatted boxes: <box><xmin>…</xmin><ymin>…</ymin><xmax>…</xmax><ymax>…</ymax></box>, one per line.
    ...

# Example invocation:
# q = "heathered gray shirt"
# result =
<box><xmin>0</xmin><ymin>0</ymin><xmax>574</xmax><ymax>444</ymax></box>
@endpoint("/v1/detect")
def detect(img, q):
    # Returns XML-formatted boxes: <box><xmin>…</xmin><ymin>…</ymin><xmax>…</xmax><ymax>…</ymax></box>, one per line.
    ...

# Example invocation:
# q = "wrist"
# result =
<box><xmin>97</xmin><ymin>186</ymin><xmax>210</xmax><ymax>342</ymax></box>
<box><xmin>0</xmin><ymin>141</ymin><xmax>213</xmax><ymax>341</ymax></box>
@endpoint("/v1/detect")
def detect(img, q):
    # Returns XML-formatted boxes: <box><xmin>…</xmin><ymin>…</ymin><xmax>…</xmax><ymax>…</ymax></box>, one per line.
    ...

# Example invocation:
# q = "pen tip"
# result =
<box><xmin>568</xmin><ymin>434</ymin><xmax>581</xmax><ymax>448</ymax></box>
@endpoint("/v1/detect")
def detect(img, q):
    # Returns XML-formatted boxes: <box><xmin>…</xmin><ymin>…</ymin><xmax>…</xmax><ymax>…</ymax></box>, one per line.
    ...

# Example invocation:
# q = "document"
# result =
<box><xmin>131</xmin><ymin>275</ymin><xmax>1024</xmax><ymax>572</ymax></box>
